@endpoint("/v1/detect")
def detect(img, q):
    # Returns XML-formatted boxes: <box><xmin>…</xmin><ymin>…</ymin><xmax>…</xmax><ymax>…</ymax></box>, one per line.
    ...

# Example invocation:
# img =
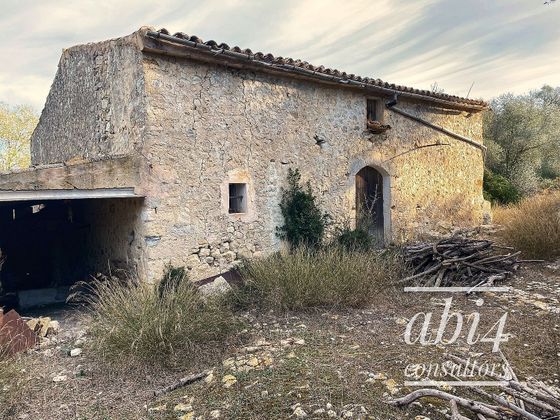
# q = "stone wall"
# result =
<box><xmin>80</xmin><ymin>198</ymin><xmax>145</xmax><ymax>276</ymax></box>
<box><xmin>30</xmin><ymin>34</ymin><xmax>146</xmax><ymax>165</ymax></box>
<box><xmin>139</xmin><ymin>53</ymin><xmax>486</xmax><ymax>281</ymax></box>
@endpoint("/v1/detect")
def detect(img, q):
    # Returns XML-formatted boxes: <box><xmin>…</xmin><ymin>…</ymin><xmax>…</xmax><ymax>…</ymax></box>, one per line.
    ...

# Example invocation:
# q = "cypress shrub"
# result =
<box><xmin>277</xmin><ymin>168</ymin><xmax>330</xmax><ymax>248</ymax></box>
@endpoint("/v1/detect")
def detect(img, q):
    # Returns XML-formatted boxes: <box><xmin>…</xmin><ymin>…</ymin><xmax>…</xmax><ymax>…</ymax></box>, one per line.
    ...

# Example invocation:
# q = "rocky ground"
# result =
<box><xmin>3</xmin><ymin>262</ymin><xmax>559</xmax><ymax>420</ymax></box>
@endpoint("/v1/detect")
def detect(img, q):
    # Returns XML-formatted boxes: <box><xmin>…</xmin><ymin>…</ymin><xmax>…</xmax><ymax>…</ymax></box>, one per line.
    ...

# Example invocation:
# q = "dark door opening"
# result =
<box><xmin>355</xmin><ymin>166</ymin><xmax>384</xmax><ymax>242</ymax></box>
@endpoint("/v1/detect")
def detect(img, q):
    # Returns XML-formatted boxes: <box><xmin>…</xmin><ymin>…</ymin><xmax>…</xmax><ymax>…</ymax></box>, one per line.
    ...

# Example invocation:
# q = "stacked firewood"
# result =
<box><xmin>401</xmin><ymin>238</ymin><xmax>538</xmax><ymax>288</ymax></box>
<box><xmin>392</xmin><ymin>354</ymin><xmax>560</xmax><ymax>419</ymax></box>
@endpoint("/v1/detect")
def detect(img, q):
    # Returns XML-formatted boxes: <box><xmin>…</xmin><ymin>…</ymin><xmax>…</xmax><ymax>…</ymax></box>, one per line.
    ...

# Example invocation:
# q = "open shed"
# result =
<box><xmin>0</xmin><ymin>158</ymin><xmax>144</xmax><ymax>310</ymax></box>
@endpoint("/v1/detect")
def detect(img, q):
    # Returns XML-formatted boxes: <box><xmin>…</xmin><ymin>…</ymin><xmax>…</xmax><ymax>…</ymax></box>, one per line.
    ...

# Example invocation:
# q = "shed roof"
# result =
<box><xmin>143</xmin><ymin>27</ymin><xmax>487</xmax><ymax>111</ymax></box>
<box><xmin>0</xmin><ymin>188</ymin><xmax>139</xmax><ymax>203</ymax></box>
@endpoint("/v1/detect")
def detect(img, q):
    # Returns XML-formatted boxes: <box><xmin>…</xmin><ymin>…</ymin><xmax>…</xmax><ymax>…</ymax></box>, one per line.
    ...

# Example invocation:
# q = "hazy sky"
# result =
<box><xmin>1</xmin><ymin>0</ymin><xmax>559</xmax><ymax>111</ymax></box>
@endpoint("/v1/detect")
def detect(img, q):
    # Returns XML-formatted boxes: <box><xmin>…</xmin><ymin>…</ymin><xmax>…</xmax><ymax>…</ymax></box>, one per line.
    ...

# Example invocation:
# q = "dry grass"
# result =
<box><xmin>0</xmin><ymin>348</ymin><xmax>25</xmax><ymax>418</ymax></box>
<box><xmin>494</xmin><ymin>191</ymin><xmax>560</xmax><ymax>259</ymax></box>
<box><xmin>4</xmin><ymin>263</ymin><xmax>559</xmax><ymax>419</ymax></box>
<box><xmin>234</xmin><ymin>246</ymin><xmax>407</xmax><ymax>311</ymax></box>
<box><xmin>78</xmin><ymin>269</ymin><xmax>238</xmax><ymax>368</ymax></box>
<box><xmin>152</xmin><ymin>266</ymin><xmax>560</xmax><ymax>419</ymax></box>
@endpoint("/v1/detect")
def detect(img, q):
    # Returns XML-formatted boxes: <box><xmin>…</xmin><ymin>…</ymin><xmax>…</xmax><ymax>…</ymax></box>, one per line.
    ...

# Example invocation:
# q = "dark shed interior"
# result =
<box><xmin>0</xmin><ymin>197</ymin><xmax>143</xmax><ymax>311</ymax></box>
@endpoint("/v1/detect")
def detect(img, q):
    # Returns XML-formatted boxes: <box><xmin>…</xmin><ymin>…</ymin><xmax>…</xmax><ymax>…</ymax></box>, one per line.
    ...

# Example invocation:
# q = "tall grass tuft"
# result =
<box><xmin>77</xmin><ymin>267</ymin><xmax>237</xmax><ymax>367</ymax></box>
<box><xmin>0</xmin><ymin>347</ymin><xmax>23</xmax><ymax>418</ymax></box>
<box><xmin>233</xmin><ymin>246</ymin><xmax>406</xmax><ymax>311</ymax></box>
<box><xmin>494</xmin><ymin>192</ymin><xmax>560</xmax><ymax>259</ymax></box>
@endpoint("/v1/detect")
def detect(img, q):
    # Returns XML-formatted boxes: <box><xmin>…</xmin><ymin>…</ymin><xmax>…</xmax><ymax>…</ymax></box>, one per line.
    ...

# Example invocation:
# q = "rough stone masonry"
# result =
<box><xmin>0</xmin><ymin>27</ymin><xmax>489</xmax><ymax>282</ymax></box>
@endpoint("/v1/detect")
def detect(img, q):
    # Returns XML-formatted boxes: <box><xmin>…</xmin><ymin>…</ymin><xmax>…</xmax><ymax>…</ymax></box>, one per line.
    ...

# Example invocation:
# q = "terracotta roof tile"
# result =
<box><xmin>146</xmin><ymin>28</ymin><xmax>487</xmax><ymax>109</ymax></box>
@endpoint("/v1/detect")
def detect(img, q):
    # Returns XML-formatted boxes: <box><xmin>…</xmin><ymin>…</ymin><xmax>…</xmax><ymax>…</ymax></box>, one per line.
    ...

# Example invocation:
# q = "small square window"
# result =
<box><xmin>367</xmin><ymin>99</ymin><xmax>380</xmax><ymax>121</ymax></box>
<box><xmin>229</xmin><ymin>183</ymin><xmax>247</xmax><ymax>214</ymax></box>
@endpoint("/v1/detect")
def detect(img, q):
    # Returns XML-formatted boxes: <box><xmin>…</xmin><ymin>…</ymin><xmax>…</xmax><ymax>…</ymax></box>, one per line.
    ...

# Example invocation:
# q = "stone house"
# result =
<box><xmin>0</xmin><ymin>27</ymin><xmax>488</xmax><ymax>299</ymax></box>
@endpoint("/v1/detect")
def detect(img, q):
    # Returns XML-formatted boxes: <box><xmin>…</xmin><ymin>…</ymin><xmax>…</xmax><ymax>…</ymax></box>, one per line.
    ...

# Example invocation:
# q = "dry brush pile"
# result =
<box><xmin>392</xmin><ymin>354</ymin><xmax>560</xmax><ymax>419</ymax></box>
<box><xmin>401</xmin><ymin>237</ymin><xmax>541</xmax><ymax>288</ymax></box>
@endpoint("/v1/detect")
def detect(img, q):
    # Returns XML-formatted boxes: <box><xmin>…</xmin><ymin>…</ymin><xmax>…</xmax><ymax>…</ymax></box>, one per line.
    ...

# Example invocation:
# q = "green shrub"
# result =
<box><xmin>80</xmin><ymin>267</ymin><xmax>237</xmax><ymax>367</ymax></box>
<box><xmin>494</xmin><ymin>192</ymin><xmax>560</xmax><ymax>259</ymax></box>
<box><xmin>539</xmin><ymin>160</ymin><xmax>560</xmax><ymax>180</ymax></box>
<box><xmin>334</xmin><ymin>225</ymin><xmax>374</xmax><ymax>251</ymax></box>
<box><xmin>540</xmin><ymin>176</ymin><xmax>560</xmax><ymax>191</ymax></box>
<box><xmin>277</xmin><ymin>168</ymin><xmax>330</xmax><ymax>249</ymax></box>
<box><xmin>234</xmin><ymin>246</ymin><xmax>406</xmax><ymax>311</ymax></box>
<box><xmin>483</xmin><ymin>169</ymin><xmax>521</xmax><ymax>204</ymax></box>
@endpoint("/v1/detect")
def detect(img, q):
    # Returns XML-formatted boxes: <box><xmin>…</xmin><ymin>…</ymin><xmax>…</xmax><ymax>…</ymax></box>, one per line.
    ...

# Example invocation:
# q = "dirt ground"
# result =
<box><xmin>2</xmin><ymin>262</ymin><xmax>559</xmax><ymax>420</ymax></box>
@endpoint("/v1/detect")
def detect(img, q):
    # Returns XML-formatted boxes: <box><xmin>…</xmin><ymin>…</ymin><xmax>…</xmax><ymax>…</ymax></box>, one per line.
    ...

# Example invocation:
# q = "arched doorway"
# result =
<box><xmin>355</xmin><ymin>166</ymin><xmax>384</xmax><ymax>242</ymax></box>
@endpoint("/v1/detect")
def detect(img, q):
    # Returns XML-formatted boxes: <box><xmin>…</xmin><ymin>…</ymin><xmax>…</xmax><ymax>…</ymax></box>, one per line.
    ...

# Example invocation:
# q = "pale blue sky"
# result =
<box><xmin>1</xmin><ymin>0</ymin><xmax>559</xmax><ymax>111</ymax></box>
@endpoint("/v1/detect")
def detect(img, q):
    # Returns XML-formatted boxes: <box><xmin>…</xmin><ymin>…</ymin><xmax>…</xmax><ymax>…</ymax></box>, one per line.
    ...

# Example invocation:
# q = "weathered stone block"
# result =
<box><xmin>223</xmin><ymin>251</ymin><xmax>236</xmax><ymax>263</ymax></box>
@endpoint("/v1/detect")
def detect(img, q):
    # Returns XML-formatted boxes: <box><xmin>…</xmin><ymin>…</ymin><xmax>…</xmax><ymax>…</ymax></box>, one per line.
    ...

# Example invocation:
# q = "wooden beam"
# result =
<box><xmin>0</xmin><ymin>188</ymin><xmax>141</xmax><ymax>202</ymax></box>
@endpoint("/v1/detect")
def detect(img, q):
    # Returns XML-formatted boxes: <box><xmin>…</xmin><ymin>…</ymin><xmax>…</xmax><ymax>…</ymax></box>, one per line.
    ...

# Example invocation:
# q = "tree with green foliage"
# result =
<box><xmin>0</xmin><ymin>103</ymin><xmax>38</xmax><ymax>171</ymax></box>
<box><xmin>277</xmin><ymin>168</ymin><xmax>330</xmax><ymax>249</ymax></box>
<box><xmin>483</xmin><ymin>169</ymin><xmax>520</xmax><ymax>204</ymax></box>
<box><xmin>484</xmin><ymin>85</ymin><xmax>560</xmax><ymax>195</ymax></box>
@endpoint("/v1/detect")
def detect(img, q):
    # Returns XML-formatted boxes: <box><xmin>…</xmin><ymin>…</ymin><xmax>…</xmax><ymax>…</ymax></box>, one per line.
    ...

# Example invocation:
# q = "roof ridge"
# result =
<box><xmin>145</xmin><ymin>28</ymin><xmax>487</xmax><ymax>110</ymax></box>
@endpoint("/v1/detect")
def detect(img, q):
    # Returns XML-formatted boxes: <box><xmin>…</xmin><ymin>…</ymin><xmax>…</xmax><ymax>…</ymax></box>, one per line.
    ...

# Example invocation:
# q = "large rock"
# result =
<box><xmin>26</xmin><ymin>316</ymin><xmax>59</xmax><ymax>338</ymax></box>
<box><xmin>198</xmin><ymin>276</ymin><xmax>232</xmax><ymax>298</ymax></box>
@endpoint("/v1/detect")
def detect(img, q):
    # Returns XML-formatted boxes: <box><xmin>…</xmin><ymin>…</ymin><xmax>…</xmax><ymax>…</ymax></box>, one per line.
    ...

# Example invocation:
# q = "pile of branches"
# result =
<box><xmin>392</xmin><ymin>354</ymin><xmax>560</xmax><ymax>419</ymax></box>
<box><xmin>401</xmin><ymin>237</ymin><xmax>539</xmax><ymax>288</ymax></box>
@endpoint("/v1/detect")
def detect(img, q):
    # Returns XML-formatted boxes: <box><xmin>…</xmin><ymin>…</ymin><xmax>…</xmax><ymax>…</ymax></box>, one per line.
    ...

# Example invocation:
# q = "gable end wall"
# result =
<box><xmin>31</xmin><ymin>35</ymin><xmax>146</xmax><ymax>165</ymax></box>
